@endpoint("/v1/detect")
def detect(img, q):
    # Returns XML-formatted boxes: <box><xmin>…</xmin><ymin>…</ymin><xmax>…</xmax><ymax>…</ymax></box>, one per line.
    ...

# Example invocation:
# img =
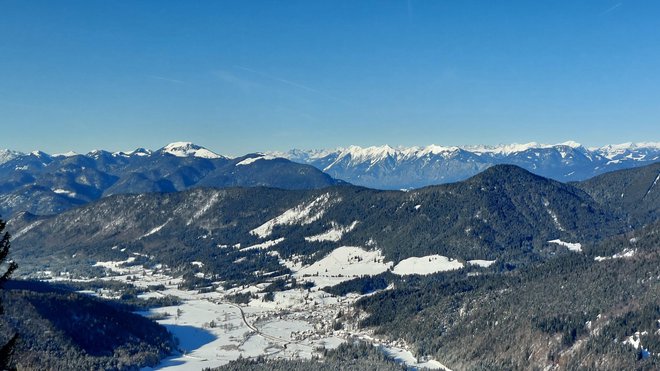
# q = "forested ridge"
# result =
<box><xmin>0</xmin><ymin>280</ymin><xmax>176</xmax><ymax>370</ymax></box>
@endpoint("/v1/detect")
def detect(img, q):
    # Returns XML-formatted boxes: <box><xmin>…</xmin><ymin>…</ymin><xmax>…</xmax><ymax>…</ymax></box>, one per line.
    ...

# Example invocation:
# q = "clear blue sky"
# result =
<box><xmin>1</xmin><ymin>0</ymin><xmax>658</xmax><ymax>154</ymax></box>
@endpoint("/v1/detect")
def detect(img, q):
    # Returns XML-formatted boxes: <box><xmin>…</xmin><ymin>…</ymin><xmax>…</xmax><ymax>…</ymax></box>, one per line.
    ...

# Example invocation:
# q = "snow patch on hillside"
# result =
<box><xmin>468</xmin><ymin>259</ymin><xmax>496</xmax><ymax>267</ymax></box>
<box><xmin>12</xmin><ymin>220</ymin><xmax>44</xmax><ymax>239</ymax></box>
<box><xmin>240</xmin><ymin>238</ymin><xmax>285</xmax><ymax>252</ymax></box>
<box><xmin>143</xmin><ymin>220</ymin><xmax>171</xmax><ymax>238</ymax></box>
<box><xmin>187</xmin><ymin>192</ymin><xmax>220</xmax><ymax>225</ymax></box>
<box><xmin>595</xmin><ymin>248</ymin><xmax>636</xmax><ymax>261</ymax></box>
<box><xmin>645</xmin><ymin>173</ymin><xmax>660</xmax><ymax>197</ymax></box>
<box><xmin>392</xmin><ymin>255</ymin><xmax>463</xmax><ymax>276</ymax></box>
<box><xmin>251</xmin><ymin>193</ymin><xmax>334</xmax><ymax>238</ymax></box>
<box><xmin>236</xmin><ymin>155</ymin><xmax>276</xmax><ymax>166</ymax></box>
<box><xmin>305</xmin><ymin>221</ymin><xmax>358</xmax><ymax>242</ymax></box>
<box><xmin>292</xmin><ymin>246</ymin><xmax>392</xmax><ymax>287</ymax></box>
<box><xmin>93</xmin><ymin>257</ymin><xmax>137</xmax><ymax>273</ymax></box>
<box><xmin>381</xmin><ymin>347</ymin><xmax>449</xmax><ymax>370</ymax></box>
<box><xmin>53</xmin><ymin>188</ymin><xmax>77</xmax><ymax>198</ymax></box>
<box><xmin>548</xmin><ymin>239</ymin><xmax>582</xmax><ymax>252</ymax></box>
<box><xmin>543</xmin><ymin>199</ymin><xmax>565</xmax><ymax>232</ymax></box>
<box><xmin>623</xmin><ymin>331</ymin><xmax>650</xmax><ymax>359</ymax></box>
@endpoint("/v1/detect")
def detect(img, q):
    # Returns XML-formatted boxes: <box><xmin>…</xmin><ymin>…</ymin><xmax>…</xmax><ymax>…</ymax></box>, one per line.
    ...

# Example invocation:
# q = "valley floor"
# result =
<box><xmin>51</xmin><ymin>259</ymin><xmax>450</xmax><ymax>370</ymax></box>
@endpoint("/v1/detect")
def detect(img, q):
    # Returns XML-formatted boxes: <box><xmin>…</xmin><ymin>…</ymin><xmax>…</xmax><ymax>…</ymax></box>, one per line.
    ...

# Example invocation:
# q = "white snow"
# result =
<box><xmin>316</xmin><ymin>142</ymin><xmax>592</xmax><ymax>172</ymax></box>
<box><xmin>468</xmin><ymin>259</ymin><xmax>497</xmax><ymax>267</ymax></box>
<box><xmin>53</xmin><ymin>151</ymin><xmax>78</xmax><ymax>157</ymax></box>
<box><xmin>118</xmin><ymin>148</ymin><xmax>152</xmax><ymax>157</ymax></box>
<box><xmin>251</xmin><ymin>193</ymin><xmax>334</xmax><ymax>238</ymax></box>
<box><xmin>143</xmin><ymin>221</ymin><xmax>169</xmax><ymax>238</ymax></box>
<box><xmin>304</xmin><ymin>221</ymin><xmax>358</xmax><ymax>242</ymax></box>
<box><xmin>93</xmin><ymin>257</ymin><xmax>137</xmax><ymax>273</ymax></box>
<box><xmin>392</xmin><ymin>255</ymin><xmax>464</xmax><ymax>276</ymax></box>
<box><xmin>597</xmin><ymin>142</ymin><xmax>660</xmax><ymax>160</ymax></box>
<box><xmin>53</xmin><ymin>188</ymin><xmax>77</xmax><ymax>198</ymax></box>
<box><xmin>623</xmin><ymin>331</ymin><xmax>650</xmax><ymax>359</ymax></box>
<box><xmin>161</xmin><ymin>142</ymin><xmax>222</xmax><ymax>159</ymax></box>
<box><xmin>548</xmin><ymin>239</ymin><xmax>582</xmax><ymax>252</ymax></box>
<box><xmin>292</xmin><ymin>246</ymin><xmax>393</xmax><ymax>287</ymax></box>
<box><xmin>645</xmin><ymin>173</ymin><xmax>660</xmax><ymax>198</ymax></box>
<box><xmin>235</xmin><ymin>154</ymin><xmax>276</xmax><ymax>166</ymax></box>
<box><xmin>279</xmin><ymin>141</ymin><xmax>660</xmax><ymax>168</ymax></box>
<box><xmin>187</xmin><ymin>192</ymin><xmax>220</xmax><ymax>225</ymax></box>
<box><xmin>0</xmin><ymin>149</ymin><xmax>22</xmax><ymax>165</ymax></box>
<box><xmin>544</xmin><ymin>200</ymin><xmax>565</xmax><ymax>231</ymax></box>
<box><xmin>380</xmin><ymin>346</ymin><xmax>451</xmax><ymax>370</ymax></box>
<box><xmin>240</xmin><ymin>238</ymin><xmax>285</xmax><ymax>252</ymax></box>
<box><xmin>467</xmin><ymin>141</ymin><xmax>580</xmax><ymax>155</ymax></box>
<box><xmin>595</xmin><ymin>248</ymin><xmax>636</xmax><ymax>261</ymax></box>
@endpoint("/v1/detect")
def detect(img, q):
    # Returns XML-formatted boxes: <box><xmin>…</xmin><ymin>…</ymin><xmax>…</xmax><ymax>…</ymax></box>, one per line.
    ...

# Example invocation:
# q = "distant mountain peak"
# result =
<box><xmin>159</xmin><ymin>142</ymin><xmax>223</xmax><ymax>159</ymax></box>
<box><xmin>558</xmin><ymin>140</ymin><xmax>583</xmax><ymax>148</ymax></box>
<box><xmin>0</xmin><ymin>149</ymin><xmax>24</xmax><ymax>165</ymax></box>
<box><xmin>52</xmin><ymin>151</ymin><xmax>79</xmax><ymax>158</ymax></box>
<box><xmin>29</xmin><ymin>150</ymin><xmax>51</xmax><ymax>159</ymax></box>
<box><xmin>341</xmin><ymin>144</ymin><xmax>397</xmax><ymax>162</ymax></box>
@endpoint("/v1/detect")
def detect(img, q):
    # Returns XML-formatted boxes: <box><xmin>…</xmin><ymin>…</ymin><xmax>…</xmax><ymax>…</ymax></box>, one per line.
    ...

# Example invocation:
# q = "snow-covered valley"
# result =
<box><xmin>46</xmin><ymin>252</ymin><xmax>453</xmax><ymax>371</ymax></box>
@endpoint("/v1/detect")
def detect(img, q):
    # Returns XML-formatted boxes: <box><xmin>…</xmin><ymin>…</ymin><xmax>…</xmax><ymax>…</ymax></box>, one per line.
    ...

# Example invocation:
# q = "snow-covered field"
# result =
<box><xmin>548</xmin><ymin>239</ymin><xmax>582</xmax><ymax>252</ymax></box>
<box><xmin>595</xmin><ymin>248</ymin><xmax>636</xmax><ymax>261</ymax></box>
<box><xmin>392</xmin><ymin>255</ymin><xmax>463</xmax><ymax>276</ymax></box>
<box><xmin>467</xmin><ymin>259</ymin><xmax>497</xmax><ymax>268</ymax></box>
<box><xmin>292</xmin><ymin>246</ymin><xmax>393</xmax><ymax>286</ymax></box>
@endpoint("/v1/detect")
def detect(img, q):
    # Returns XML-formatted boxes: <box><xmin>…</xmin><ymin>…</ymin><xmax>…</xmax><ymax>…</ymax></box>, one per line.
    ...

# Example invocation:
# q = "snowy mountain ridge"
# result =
<box><xmin>273</xmin><ymin>141</ymin><xmax>660</xmax><ymax>162</ymax></box>
<box><xmin>271</xmin><ymin>141</ymin><xmax>660</xmax><ymax>189</ymax></box>
<box><xmin>1</xmin><ymin>141</ymin><xmax>658</xmax><ymax>190</ymax></box>
<box><xmin>0</xmin><ymin>142</ymin><xmax>341</xmax><ymax>217</ymax></box>
<box><xmin>0</xmin><ymin>142</ymin><xmax>224</xmax><ymax>165</ymax></box>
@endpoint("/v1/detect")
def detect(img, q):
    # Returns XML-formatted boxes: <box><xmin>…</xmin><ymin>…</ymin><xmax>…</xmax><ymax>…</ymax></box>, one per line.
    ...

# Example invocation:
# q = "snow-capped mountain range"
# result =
<box><xmin>272</xmin><ymin>141</ymin><xmax>660</xmax><ymax>189</ymax></box>
<box><xmin>0</xmin><ymin>140</ymin><xmax>658</xmax><ymax>217</ymax></box>
<box><xmin>0</xmin><ymin>142</ymin><xmax>340</xmax><ymax>217</ymax></box>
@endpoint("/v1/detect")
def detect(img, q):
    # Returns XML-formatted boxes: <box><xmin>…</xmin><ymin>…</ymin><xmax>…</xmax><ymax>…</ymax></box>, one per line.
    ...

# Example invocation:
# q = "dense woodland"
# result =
<box><xmin>353</xmin><ymin>221</ymin><xmax>660</xmax><ymax>370</ymax></box>
<box><xmin>0</xmin><ymin>280</ymin><xmax>177</xmax><ymax>370</ymax></box>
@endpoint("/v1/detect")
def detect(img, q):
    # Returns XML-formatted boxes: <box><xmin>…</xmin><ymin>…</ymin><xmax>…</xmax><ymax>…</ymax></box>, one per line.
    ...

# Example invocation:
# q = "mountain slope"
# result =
<box><xmin>355</xmin><ymin>221</ymin><xmax>660</xmax><ymax>370</ymax></box>
<box><xmin>9</xmin><ymin>165</ymin><xmax>624</xmax><ymax>282</ymax></box>
<box><xmin>573</xmin><ymin>162</ymin><xmax>660</xmax><ymax>226</ymax></box>
<box><xmin>0</xmin><ymin>281</ymin><xmax>176</xmax><ymax>370</ymax></box>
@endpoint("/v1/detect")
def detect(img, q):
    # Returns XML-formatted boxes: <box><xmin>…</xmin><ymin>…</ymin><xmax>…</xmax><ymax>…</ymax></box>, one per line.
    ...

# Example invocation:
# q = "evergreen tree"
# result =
<box><xmin>0</xmin><ymin>218</ymin><xmax>18</xmax><ymax>368</ymax></box>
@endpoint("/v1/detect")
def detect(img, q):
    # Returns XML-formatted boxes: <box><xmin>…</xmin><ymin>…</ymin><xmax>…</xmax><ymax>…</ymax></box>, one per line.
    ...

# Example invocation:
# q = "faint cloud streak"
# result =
<box><xmin>599</xmin><ymin>2</ymin><xmax>622</xmax><ymax>16</ymax></box>
<box><xmin>212</xmin><ymin>70</ymin><xmax>261</xmax><ymax>92</ymax></box>
<box><xmin>234</xmin><ymin>65</ymin><xmax>347</xmax><ymax>104</ymax></box>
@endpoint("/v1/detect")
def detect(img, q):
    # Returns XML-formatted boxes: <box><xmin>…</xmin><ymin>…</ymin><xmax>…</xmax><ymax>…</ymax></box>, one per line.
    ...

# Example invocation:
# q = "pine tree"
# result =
<box><xmin>0</xmin><ymin>218</ymin><xmax>18</xmax><ymax>368</ymax></box>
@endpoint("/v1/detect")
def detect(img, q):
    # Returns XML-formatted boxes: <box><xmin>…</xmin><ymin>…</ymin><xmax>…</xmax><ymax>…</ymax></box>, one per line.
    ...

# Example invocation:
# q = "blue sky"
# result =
<box><xmin>1</xmin><ymin>1</ymin><xmax>658</xmax><ymax>154</ymax></box>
